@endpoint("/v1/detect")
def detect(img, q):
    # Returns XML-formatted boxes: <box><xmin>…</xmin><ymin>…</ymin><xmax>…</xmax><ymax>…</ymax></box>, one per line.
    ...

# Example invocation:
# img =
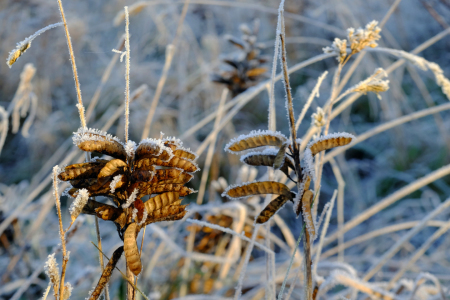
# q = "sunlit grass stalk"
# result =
<box><xmin>278</xmin><ymin>20</ymin><xmax>313</xmax><ymax>298</ymax></box>
<box><xmin>56</xmin><ymin>0</ymin><xmax>86</xmax><ymax>128</ymax></box>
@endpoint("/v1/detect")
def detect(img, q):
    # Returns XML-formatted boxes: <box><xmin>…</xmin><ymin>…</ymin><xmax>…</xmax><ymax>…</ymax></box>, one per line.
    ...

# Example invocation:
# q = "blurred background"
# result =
<box><xmin>1</xmin><ymin>0</ymin><xmax>450</xmax><ymax>299</ymax></box>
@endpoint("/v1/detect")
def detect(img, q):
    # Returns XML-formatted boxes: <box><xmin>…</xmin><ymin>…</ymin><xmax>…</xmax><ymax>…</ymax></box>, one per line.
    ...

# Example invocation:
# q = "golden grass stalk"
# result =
<box><xmin>56</xmin><ymin>0</ymin><xmax>86</xmax><ymax>128</ymax></box>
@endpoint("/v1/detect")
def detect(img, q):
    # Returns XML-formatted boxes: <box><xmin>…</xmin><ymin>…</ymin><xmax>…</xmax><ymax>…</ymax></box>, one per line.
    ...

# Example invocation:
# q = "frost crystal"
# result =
<box><xmin>162</xmin><ymin>136</ymin><xmax>183</xmax><ymax>148</ymax></box>
<box><xmin>110</xmin><ymin>174</ymin><xmax>123</xmax><ymax>193</ymax></box>
<box><xmin>44</xmin><ymin>253</ymin><xmax>60</xmax><ymax>288</ymax></box>
<box><xmin>302</xmin><ymin>148</ymin><xmax>316</xmax><ymax>181</ymax></box>
<box><xmin>72</xmin><ymin>127</ymin><xmax>123</xmax><ymax>146</ymax></box>
<box><xmin>122</xmin><ymin>188</ymin><xmax>139</xmax><ymax>208</ymax></box>
<box><xmin>69</xmin><ymin>188</ymin><xmax>89</xmax><ymax>220</ymax></box>
<box><xmin>224</xmin><ymin>129</ymin><xmax>288</xmax><ymax>154</ymax></box>
<box><xmin>131</xmin><ymin>208</ymin><xmax>138</xmax><ymax>222</ymax></box>
<box><xmin>63</xmin><ymin>282</ymin><xmax>73</xmax><ymax>300</ymax></box>
<box><xmin>125</xmin><ymin>140</ymin><xmax>136</xmax><ymax>157</ymax></box>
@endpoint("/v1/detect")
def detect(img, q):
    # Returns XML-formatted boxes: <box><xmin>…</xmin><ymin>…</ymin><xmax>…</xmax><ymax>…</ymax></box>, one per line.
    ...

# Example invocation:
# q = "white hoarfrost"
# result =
<box><xmin>69</xmin><ymin>188</ymin><xmax>89</xmax><ymax>220</ymax></box>
<box><xmin>44</xmin><ymin>253</ymin><xmax>60</xmax><ymax>287</ymax></box>
<box><xmin>224</xmin><ymin>129</ymin><xmax>288</xmax><ymax>154</ymax></box>
<box><xmin>122</xmin><ymin>188</ymin><xmax>139</xmax><ymax>208</ymax></box>
<box><xmin>162</xmin><ymin>136</ymin><xmax>183</xmax><ymax>147</ymax></box>
<box><xmin>302</xmin><ymin>148</ymin><xmax>316</xmax><ymax>181</ymax></box>
<box><xmin>125</xmin><ymin>140</ymin><xmax>136</xmax><ymax>157</ymax></box>
<box><xmin>72</xmin><ymin>127</ymin><xmax>123</xmax><ymax>146</ymax></box>
<box><xmin>110</xmin><ymin>175</ymin><xmax>123</xmax><ymax>193</ymax></box>
<box><xmin>137</xmin><ymin>209</ymin><xmax>148</xmax><ymax>226</ymax></box>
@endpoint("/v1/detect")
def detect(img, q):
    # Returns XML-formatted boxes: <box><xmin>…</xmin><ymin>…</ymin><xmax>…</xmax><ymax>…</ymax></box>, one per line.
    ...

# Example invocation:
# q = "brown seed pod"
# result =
<box><xmin>150</xmin><ymin>169</ymin><xmax>183</xmax><ymax>183</ymax></box>
<box><xmin>145</xmin><ymin>204</ymin><xmax>188</xmax><ymax>225</ymax></box>
<box><xmin>95</xmin><ymin>205</ymin><xmax>123</xmax><ymax>222</ymax></box>
<box><xmin>242</xmin><ymin>152</ymin><xmax>295</xmax><ymax>172</ymax></box>
<box><xmin>124</xmin><ymin>223</ymin><xmax>141</xmax><ymax>276</ymax></box>
<box><xmin>301</xmin><ymin>190</ymin><xmax>315</xmax><ymax>237</ymax></box>
<box><xmin>256</xmin><ymin>195</ymin><xmax>289</xmax><ymax>224</ymax></box>
<box><xmin>135</xmin><ymin>142</ymin><xmax>173</xmax><ymax>161</ymax></box>
<box><xmin>173</xmin><ymin>149</ymin><xmax>197</xmax><ymax>161</ymax></box>
<box><xmin>246</xmin><ymin>67</ymin><xmax>267</xmax><ymax>78</ymax></box>
<box><xmin>135</xmin><ymin>156</ymin><xmax>198</xmax><ymax>173</ymax></box>
<box><xmin>223</xmin><ymin>181</ymin><xmax>292</xmax><ymax>200</ymax></box>
<box><xmin>308</xmin><ymin>135</ymin><xmax>353</xmax><ymax>157</ymax></box>
<box><xmin>77</xmin><ymin>139</ymin><xmax>127</xmax><ymax>161</ymax></box>
<box><xmin>273</xmin><ymin>143</ymin><xmax>288</xmax><ymax>170</ymax></box>
<box><xmin>144</xmin><ymin>192</ymin><xmax>180</xmax><ymax>213</ymax></box>
<box><xmin>142</xmin><ymin>209</ymin><xmax>188</xmax><ymax>228</ymax></box>
<box><xmin>131</xmin><ymin>168</ymin><xmax>154</xmax><ymax>182</ymax></box>
<box><xmin>145</xmin><ymin>184</ymin><xmax>194</xmax><ymax>197</ymax></box>
<box><xmin>58</xmin><ymin>161</ymin><xmax>108</xmax><ymax>181</ymax></box>
<box><xmin>88</xmin><ymin>246</ymin><xmax>124</xmax><ymax>300</ymax></box>
<box><xmin>70</xmin><ymin>178</ymin><xmax>99</xmax><ymax>189</ymax></box>
<box><xmin>225</xmin><ymin>130</ymin><xmax>287</xmax><ymax>153</ymax></box>
<box><xmin>98</xmin><ymin>159</ymin><xmax>127</xmax><ymax>179</ymax></box>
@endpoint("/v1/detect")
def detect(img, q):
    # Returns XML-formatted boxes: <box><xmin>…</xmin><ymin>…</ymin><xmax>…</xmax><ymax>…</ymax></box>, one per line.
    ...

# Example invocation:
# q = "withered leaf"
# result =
<box><xmin>124</xmin><ymin>223</ymin><xmax>141</xmax><ymax>276</ymax></box>
<box><xmin>88</xmin><ymin>246</ymin><xmax>124</xmax><ymax>300</ymax></box>
<box><xmin>78</xmin><ymin>139</ymin><xmax>127</xmax><ymax>161</ymax></box>
<box><xmin>224</xmin><ymin>181</ymin><xmax>292</xmax><ymax>200</ymax></box>
<box><xmin>256</xmin><ymin>195</ymin><xmax>289</xmax><ymax>224</ymax></box>
<box><xmin>308</xmin><ymin>135</ymin><xmax>353</xmax><ymax>157</ymax></box>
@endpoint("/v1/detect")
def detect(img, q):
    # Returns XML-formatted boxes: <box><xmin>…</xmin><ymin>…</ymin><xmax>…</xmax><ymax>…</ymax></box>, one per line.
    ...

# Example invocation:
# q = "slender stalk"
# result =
<box><xmin>95</xmin><ymin>217</ymin><xmax>110</xmax><ymax>300</ymax></box>
<box><xmin>52</xmin><ymin>167</ymin><xmax>68</xmax><ymax>300</ymax></box>
<box><xmin>56</xmin><ymin>0</ymin><xmax>86</xmax><ymax>128</ymax></box>
<box><xmin>279</xmin><ymin>28</ymin><xmax>312</xmax><ymax>299</ymax></box>
<box><xmin>124</xmin><ymin>6</ymin><xmax>131</xmax><ymax>143</ymax></box>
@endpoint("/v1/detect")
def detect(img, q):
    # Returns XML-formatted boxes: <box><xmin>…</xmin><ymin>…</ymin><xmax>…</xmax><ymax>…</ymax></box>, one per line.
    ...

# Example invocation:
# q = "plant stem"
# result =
<box><xmin>279</xmin><ymin>31</ymin><xmax>312</xmax><ymax>299</ymax></box>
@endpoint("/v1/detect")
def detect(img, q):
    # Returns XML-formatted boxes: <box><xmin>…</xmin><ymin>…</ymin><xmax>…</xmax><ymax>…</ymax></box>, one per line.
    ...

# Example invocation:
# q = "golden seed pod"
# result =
<box><xmin>88</xmin><ymin>246</ymin><xmax>124</xmax><ymax>300</ymax></box>
<box><xmin>124</xmin><ymin>223</ymin><xmax>141</xmax><ymax>276</ymax></box>
<box><xmin>135</xmin><ymin>157</ymin><xmax>198</xmax><ymax>173</ymax></box>
<box><xmin>98</xmin><ymin>159</ymin><xmax>127</xmax><ymax>179</ymax></box>
<box><xmin>256</xmin><ymin>195</ymin><xmax>289</xmax><ymax>224</ymax></box>
<box><xmin>144</xmin><ymin>204</ymin><xmax>188</xmax><ymax>226</ymax></box>
<box><xmin>226</xmin><ymin>133</ymin><xmax>287</xmax><ymax>153</ymax></box>
<box><xmin>225</xmin><ymin>181</ymin><xmax>292</xmax><ymax>200</ymax></box>
<box><xmin>273</xmin><ymin>143</ymin><xmax>288</xmax><ymax>170</ymax></box>
<box><xmin>150</xmin><ymin>169</ymin><xmax>183</xmax><ymax>183</ymax></box>
<box><xmin>173</xmin><ymin>149</ymin><xmax>197</xmax><ymax>161</ymax></box>
<box><xmin>58</xmin><ymin>161</ymin><xmax>106</xmax><ymax>181</ymax></box>
<box><xmin>309</xmin><ymin>136</ymin><xmax>353</xmax><ymax>157</ymax></box>
<box><xmin>144</xmin><ymin>192</ymin><xmax>180</xmax><ymax>213</ymax></box>
<box><xmin>78</xmin><ymin>139</ymin><xmax>127</xmax><ymax>160</ymax></box>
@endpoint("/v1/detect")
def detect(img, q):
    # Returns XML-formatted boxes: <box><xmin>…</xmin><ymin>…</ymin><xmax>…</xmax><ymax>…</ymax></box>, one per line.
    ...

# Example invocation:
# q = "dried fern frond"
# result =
<box><xmin>222</xmin><ymin>181</ymin><xmax>293</xmax><ymax>200</ymax></box>
<box><xmin>225</xmin><ymin>130</ymin><xmax>288</xmax><ymax>153</ymax></box>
